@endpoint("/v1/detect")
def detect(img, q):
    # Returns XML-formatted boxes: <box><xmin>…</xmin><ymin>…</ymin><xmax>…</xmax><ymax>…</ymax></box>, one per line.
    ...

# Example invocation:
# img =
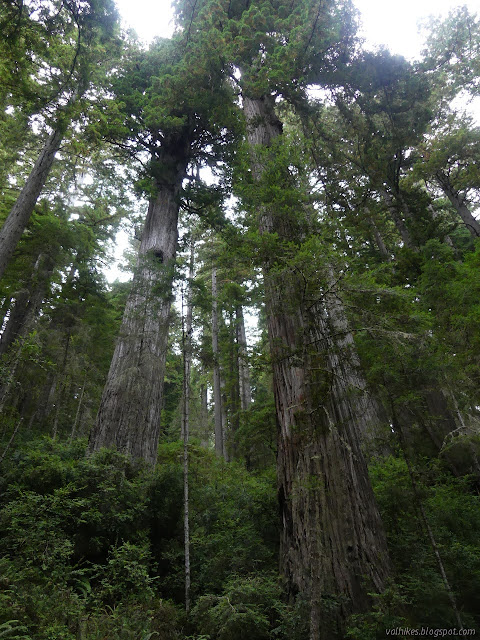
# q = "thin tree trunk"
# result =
<box><xmin>220</xmin><ymin>371</ymin><xmax>228</xmax><ymax>461</ymax></box>
<box><xmin>368</xmin><ymin>214</ymin><xmax>391</xmax><ymax>261</ymax></box>
<box><xmin>236</xmin><ymin>305</ymin><xmax>252</xmax><ymax>411</ymax></box>
<box><xmin>211</xmin><ymin>266</ymin><xmax>224</xmax><ymax>457</ymax></box>
<box><xmin>0</xmin><ymin>127</ymin><xmax>65</xmax><ymax>280</ymax></box>
<box><xmin>181</xmin><ymin>253</ymin><xmax>193</xmax><ymax>613</ymax></box>
<box><xmin>0</xmin><ymin>252</ymin><xmax>55</xmax><ymax>355</ymax></box>
<box><xmin>435</xmin><ymin>171</ymin><xmax>480</xmax><ymax>238</ymax></box>
<box><xmin>52</xmin><ymin>333</ymin><xmax>71</xmax><ymax>440</ymax></box>
<box><xmin>199</xmin><ymin>382</ymin><xmax>209</xmax><ymax>447</ymax></box>
<box><xmin>244</xmin><ymin>94</ymin><xmax>390</xmax><ymax>639</ymax></box>
<box><xmin>88</xmin><ymin>141</ymin><xmax>189</xmax><ymax>465</ymax></box>
<box><xmin>390</xmin><ymin>399</ymin><xmax>464</xmax><ymax>629</ymax></box>
<box><xmin>70</xmin><ymin>371</ymin><xmax>87</xmax><ymax>442</ymax></box>
<box><xmin>0</xmin><ymin>417</ymin><xmax>23</xmax><ymax>465</ymax></box>
<box><xmin>181</xmin><ymin>243</ymin><xmax>194</xmax><ymax>440</ymax></box>
<box><xmin>0</xmin><ymin>340</ymin><xmax>24</xmax><ymax>414</ymax></box>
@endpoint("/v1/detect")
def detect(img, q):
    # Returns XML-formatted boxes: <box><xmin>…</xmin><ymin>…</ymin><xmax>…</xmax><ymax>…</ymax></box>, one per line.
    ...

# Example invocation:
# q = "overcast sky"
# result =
<box><xmin>114</xmin><ymin>0</ymin><xmax>478</xmax><ymax>60</ymax></box>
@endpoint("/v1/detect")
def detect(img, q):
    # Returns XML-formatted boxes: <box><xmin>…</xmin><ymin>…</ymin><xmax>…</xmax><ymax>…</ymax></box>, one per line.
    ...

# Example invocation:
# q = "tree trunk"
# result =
<box><xmin>211</xmin><ymin>266</ymin><xmax>224</xmax><ymax>457</ymax></box>
<box><xmin>199</xmin><ymin>382</ymin><xmax>209</xmax><ymax>447</ymax></box>
<box><xmin>181</xmin><ymin>243</ymin><xmax>194</xmax><ymax>440</ymax></box>
<box><xmin>322</xmin><ymin>267</ymin><xmax>389</xmax><ymax>457</ymax></box>
<box><xmin>367</xmin><ymin>214</ymin><xmax>391</xmax><ymax>261</ymax></box>
<box><xmin>0</xmin><ymin>252</ymin><xmax>55</xmax><ymax>355</ymax></box>
<box><xmin>0</xmin><ymin>127</ymin><xmax>65</xmax><ymax>280</ymax></box>
<box><xmin>244</xmin><ymin>94</ymin><xmax>390</xmax><ymax>638</ymax></box>
<box><xmin>435</xmin><ymin>171</ymin><xmax>480</xmax><ymax>238</ymax></box>
<box><xmin>236</xmin><ymin>305</ymin><xmax>252</xmax><ymax>411</ymax></box>
<box><xmin>70</xmin><ymin>371</ymin><xmax>87</xmax><ymax>442</ymax></box>
<box><xmin>88</xmin><ymin>143</ymin><xmax>189</xmax><ymax>465</ymax></box>
<box><xmin>181</xmin><ymin>245</ymin><xmax>193</xmax><ymax>613</ymax></box>
<box><xmin>379</xmin><ymin>188</ymin><xmax>415</xmax><ymax>249</ymax></box>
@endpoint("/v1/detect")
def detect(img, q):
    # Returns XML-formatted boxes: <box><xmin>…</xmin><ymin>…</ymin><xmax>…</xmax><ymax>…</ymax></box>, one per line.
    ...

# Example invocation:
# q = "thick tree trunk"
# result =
<box><xmin>88</xmin><ymin>144</ymin><xmax>189</xmax><ymax>465</ymax></box>
<box><xmin>211</xmin><ymin>266</ymin><xmax>224</xmax><ymax>457</ymax></box>
<box><xmin>244</xmin><ymin>94</ymin><xmax>390</xmax><ymax>638</ymax></box>
<box><xmin>0</xmin><ymin>128</ymin><xmax>64</xmax><ymax>280</ymax></box>
<box><xmin>322</xmin><ymin>268</ymin><xmax>389</xmax><ymax>457</ymax></box>
<box><xmin>435</xmin><ymin>171</ymin><xmax>480</xmax><ymax>238</ymax></box>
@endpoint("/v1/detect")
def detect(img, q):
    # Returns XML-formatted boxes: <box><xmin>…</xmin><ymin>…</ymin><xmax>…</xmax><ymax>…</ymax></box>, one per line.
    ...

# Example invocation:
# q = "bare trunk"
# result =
<box><xmin>211</xmin><ymin>266</ymin><xmax>224</xmax><ymax>457</ymax></box>
<box><xmin>181</xmin><ymin>249</ymin><xmax>193</xmax><ymax>613</ymax></box>
<box><xmin>0</xmin><ymin>418</ymin><xmax>23</xmax><ymax>465</ymax></box>
<box><xmin>220</xmin><ymin>371</ymin><xmax>229</xmax><ymax>461</ymax></box>
<box><xmin>0</xmin><ymin>128</ymin><xmax>64</xmax><ymax>280</ymax></box>
<box><xmin>70</xmin><ymin>371</ymin><xmax>87</xmax><ymax>442</ymax></box>
<box><xmin>181</xmin><ymin>244</ymin><xmax>194</xmax><ymax>440</ymax></box>
<box><xmin>244</xmin><ymin>94</ymin><xmax>390</xmax><ymax>638</ymax></box>
<box><xmin>88</xmin><ymin>143</ymin><xmax>189</xmax><ymax>465</ymax></box>
<box><xmin>52</xmin><ymin>333</ymin><xmax>71</xmax><ymax>440</ymax></box>
<box><xmin>236</xmin><ymin>305</ymin><xmax>252</xmax><ymax>411</ymax></box>
<box><xmin>199</xmin><ymin>383</ymin><xmax>209</xmax><ymax>447</ymax></box>
<box><xmin>435</xmin><ymin>171</ymin><xmax>480</xmax><ymax>238</ymax></box>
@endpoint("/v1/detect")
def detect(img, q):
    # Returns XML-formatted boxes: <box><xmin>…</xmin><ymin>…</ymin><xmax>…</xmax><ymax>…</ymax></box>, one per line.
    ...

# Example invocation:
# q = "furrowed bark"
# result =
<box><xmin>0</xmin><ymin>127</ymin><xmax>65</xmax><ymax>281</ymax></box>
<box><xmin>322</xmin><ymin>267</ymin><xmax>389</xmax><ymax>457</ymax></box>
<box><xmin>88</xmin><ymin>143</ymin><xmax>189</xmax><ymax>465</ymax></box>
<box><xmin>244</xmin><ymin>94</ymin><xmax>390</xmax><ymax>638</ymax></box>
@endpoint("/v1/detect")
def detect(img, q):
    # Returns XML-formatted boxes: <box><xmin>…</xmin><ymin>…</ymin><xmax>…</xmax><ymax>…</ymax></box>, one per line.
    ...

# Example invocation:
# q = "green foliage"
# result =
<box><xmin>345</xmin><ymin>457</ymin><xmax>480</xmax><ymax>636</ymax></box>
<box><xmin>0</xmin><ymin>439</ymin><xmax>282</xmax><ymax>639</ymax></box>
<box><xmin>191</xmin><ymin>574</ymin><xmax>284</xmax><ymax>640</ymax></box>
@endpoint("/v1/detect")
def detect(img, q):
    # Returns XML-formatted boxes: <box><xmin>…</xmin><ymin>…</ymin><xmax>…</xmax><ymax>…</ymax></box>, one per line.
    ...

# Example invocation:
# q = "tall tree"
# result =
<box><xmin>0</xmin><ymin>0</ymin><xmax>120</xmax><ymax>280</ymax></box>
<box><xmin>88</xmin><ymin>33</ymin><xmax>236</xmax><ymax>463</ymax></box>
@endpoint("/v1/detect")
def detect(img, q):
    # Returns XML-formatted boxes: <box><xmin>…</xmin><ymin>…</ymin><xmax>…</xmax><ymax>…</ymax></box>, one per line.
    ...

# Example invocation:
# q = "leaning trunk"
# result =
<box><xmin>244</xmin><ymin>94</ymin><xmax>390</xmax><ymax>638</ymax></box>
<box><xmin>0</xmin><ymin>252</ymin><xmax>55</xmax><ymax>355</ymax></box>
<box><xmin>0</xmin><ymin>127</ymin><xmax>65</xmax><ymax>280</ymax></box>
<box><xmin>435</xmin><ymin>171</ymin><xmax>480</xmax><ymax>238</ymax></box>
<box><xmin>88</xmin><ymin>143</ymin><xmax>189</xmax><ymax>465</ymax></box>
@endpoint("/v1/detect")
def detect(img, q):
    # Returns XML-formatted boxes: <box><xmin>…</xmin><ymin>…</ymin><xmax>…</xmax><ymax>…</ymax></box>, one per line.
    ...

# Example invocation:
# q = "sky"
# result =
<box><xmin>114</xmin><ymin>0</ymin><xmax>479</xmax><ymax>60</ymax></box>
